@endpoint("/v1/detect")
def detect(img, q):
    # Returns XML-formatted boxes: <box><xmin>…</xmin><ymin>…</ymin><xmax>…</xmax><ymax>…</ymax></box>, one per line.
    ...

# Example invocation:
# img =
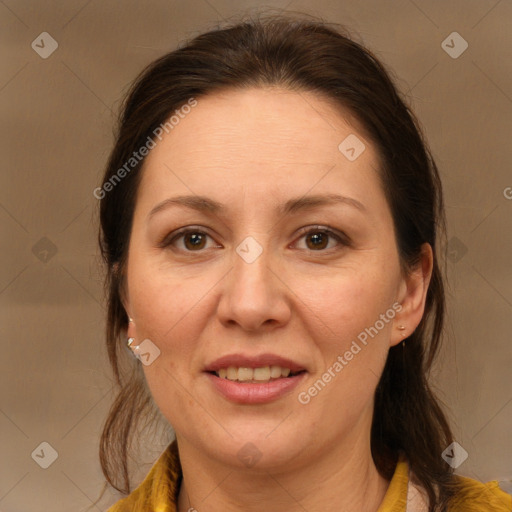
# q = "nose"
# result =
<box><xmin>216</xmin><ymin>240</ymin><xmax>292</xmax><ymax>332</ymax></box>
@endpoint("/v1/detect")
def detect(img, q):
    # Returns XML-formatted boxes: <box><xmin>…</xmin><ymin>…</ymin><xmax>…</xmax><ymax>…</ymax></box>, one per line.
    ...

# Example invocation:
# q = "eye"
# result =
<box><xmin>160</xmin><ymin>227</ymin><xmax>217</xmax><ymax>252</ymax></box>
<box><xmin>160</xmin><ymin>225</ymin><xmax>349</xmax><ymax>253</ymax></box>
<box><xmin>294</xmin><ymin>225</ymin><xmax>349</xmax><ymax>252</ymax></box>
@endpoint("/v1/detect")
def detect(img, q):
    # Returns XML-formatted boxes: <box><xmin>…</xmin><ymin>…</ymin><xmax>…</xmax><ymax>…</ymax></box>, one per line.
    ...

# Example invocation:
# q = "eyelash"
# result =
<box><xmin>160</xmin><ymin>225</ymin><xmax>350</xmax><ymax>253</ymax></box>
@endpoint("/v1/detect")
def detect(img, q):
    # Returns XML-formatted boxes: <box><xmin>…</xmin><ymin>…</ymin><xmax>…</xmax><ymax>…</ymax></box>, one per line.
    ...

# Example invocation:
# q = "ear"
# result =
<box><xmin>115</xmin><ymin>263</ymin><xmax>137</xmax><ymax>339</ymax></box>
<box><xmin>390</xmin><ymin>243</ymin><xmax>433</xmax><ymax>347</ymax></box>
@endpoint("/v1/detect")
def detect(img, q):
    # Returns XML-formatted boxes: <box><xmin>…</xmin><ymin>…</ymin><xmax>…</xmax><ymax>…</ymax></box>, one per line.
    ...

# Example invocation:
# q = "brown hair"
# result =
<box><xmin>98</xmin><ymin>11</ymin><xmax>459</xmax><ymax>510</ymax></box>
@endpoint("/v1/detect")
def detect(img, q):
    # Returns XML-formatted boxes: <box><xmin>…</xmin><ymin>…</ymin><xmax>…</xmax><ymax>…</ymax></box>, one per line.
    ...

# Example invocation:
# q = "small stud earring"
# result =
<box><xmin>398</xmin><ymin>325</ymin><xmax>405</xmax><ymax>330</ymax></box>
<box><xmin>127</xmin><ymin>337</ymin><xmax>142</xmax><ymax>358</ymax></box>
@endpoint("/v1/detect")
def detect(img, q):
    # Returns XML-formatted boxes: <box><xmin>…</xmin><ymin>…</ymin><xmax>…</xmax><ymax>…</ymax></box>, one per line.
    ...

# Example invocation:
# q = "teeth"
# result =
<box><xmin>238</xmin><ymin>367</ymin><xmax>253</xmax><ymax>381</ymax></box>
<box><xmin>253</xmin><ymin>367</ymin><xmax>270</xmax><ymax>380</ymax></box>
<box><xmin>270</xmin><ymin>365</ymin><xmax>283</xmax><ymax>378</ymax></box>
<box><xmin>215</xmin><ymin>365</ymin><xmax>296</xmax><ymax>382</ymax></box>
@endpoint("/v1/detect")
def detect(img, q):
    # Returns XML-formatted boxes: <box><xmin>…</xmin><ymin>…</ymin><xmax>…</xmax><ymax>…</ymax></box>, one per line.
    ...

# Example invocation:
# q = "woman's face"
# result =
<box><xmin>124</xmin><ymin>87</ymin><xmax>431</xmax><ymax>471</ymax></box>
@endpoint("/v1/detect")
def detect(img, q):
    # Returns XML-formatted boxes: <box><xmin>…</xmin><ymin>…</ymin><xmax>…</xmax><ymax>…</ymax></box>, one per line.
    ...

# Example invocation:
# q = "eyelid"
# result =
<box><xmin>295</xmin><ymin>225</ymin><xmax>349</xmax><ymax>243</ymax></box>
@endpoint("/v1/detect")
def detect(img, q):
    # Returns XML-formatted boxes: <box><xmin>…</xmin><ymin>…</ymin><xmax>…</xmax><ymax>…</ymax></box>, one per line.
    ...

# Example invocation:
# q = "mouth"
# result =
<box><xmin>204</xmin><ymin>367</ymin><xmax>308</xmax><ymax>404</ymax></box>
<box><xmin>206</xmin><ymin>366</ymin><xmax>307</xmax><ymax>383</ymax></box>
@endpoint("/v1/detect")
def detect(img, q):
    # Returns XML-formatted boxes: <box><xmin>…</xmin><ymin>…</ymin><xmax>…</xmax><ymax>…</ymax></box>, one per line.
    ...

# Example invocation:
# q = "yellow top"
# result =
<box><xmin>108</xmin><ymin>440</ymin><xmax>512</xmax><ymax>512</ymax></box>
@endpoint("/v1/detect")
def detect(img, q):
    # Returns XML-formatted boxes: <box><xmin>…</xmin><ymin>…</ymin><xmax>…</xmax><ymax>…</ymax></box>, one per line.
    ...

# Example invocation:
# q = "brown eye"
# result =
<box><xmin>295</xmin><ymin>226</ymin><xmax>348</xmax><ymax>252</ymax></box>
<box><xmin>182</xmin><ymin>232</ymin><xmax>208</xmax><ymax>250</ymax></box>
<box><xmin>161</xmin><ymin>228</ymin><xmax>216</xmax><ymax>252</ymax></box>
<box><xmin>305</xmin><ymin>231</ymin><xmax>329</xmax><ymax>250</ymax></box>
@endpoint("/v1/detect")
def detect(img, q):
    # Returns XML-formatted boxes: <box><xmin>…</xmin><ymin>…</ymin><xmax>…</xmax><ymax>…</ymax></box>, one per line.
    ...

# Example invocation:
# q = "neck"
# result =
<box><xmin>176</xmin><ymin>425</ymin><xmax>390</xmax><ymax>512</ymax></box>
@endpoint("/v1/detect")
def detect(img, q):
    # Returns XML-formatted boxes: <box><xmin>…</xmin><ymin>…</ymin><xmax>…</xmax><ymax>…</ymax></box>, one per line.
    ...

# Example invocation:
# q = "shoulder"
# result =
<box><xmin>406</xmin><ymin>459</ymin><xmax>511</xmax><ymax>512</ymax></box>
<box><xmin>449</xmin><ymin>474</ymin><xmax>512</xmax><ymax>511</ymax></box>
<box><xmin>106</xmin><ymin>440</ymin><xmax>181</xmax><ymax>512</ymax></box>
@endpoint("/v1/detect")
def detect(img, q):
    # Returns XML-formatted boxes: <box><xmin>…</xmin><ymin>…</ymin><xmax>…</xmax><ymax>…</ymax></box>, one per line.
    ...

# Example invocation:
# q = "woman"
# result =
<box><xmin>97</xmin><ymin>12</ymin><xmax>511</xmax><ymax>512</ymax></box>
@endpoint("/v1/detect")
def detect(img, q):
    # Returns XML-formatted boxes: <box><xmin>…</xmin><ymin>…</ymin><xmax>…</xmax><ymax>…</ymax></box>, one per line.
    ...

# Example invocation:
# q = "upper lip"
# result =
<box><xmin>204</xmin><ymin>353</ymin><xmax>307</xmax><ymax>373</ymax></box>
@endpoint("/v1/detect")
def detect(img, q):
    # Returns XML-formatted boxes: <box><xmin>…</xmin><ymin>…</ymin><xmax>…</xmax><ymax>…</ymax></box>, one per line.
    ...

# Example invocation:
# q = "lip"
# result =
<box><xmin>205</xmin><ymin>371</ymin><xmax>308</xmax><ymax>404</ymax></box>
<box><xmin>203</xmin><ymin>353</ymin><xmax>306</xmax><ymax>373</ymax></box>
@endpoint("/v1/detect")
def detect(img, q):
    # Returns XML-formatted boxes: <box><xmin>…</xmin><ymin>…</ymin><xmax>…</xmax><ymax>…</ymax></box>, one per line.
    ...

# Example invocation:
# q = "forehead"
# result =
<box><xmin>136</xmin><ymin>87</ymin><xmax>384</xmax><ymax>215</ymax></box>
<box><xmin>147</xmin><ymin>86</ymin><xmax>373</xmax><ymax>162</ymax></box>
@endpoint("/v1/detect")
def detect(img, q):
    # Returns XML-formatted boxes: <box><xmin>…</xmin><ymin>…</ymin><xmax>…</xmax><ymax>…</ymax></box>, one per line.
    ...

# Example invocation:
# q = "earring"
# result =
<box><xmin>397</xmin><ymin>325</ymin><xmax>406</xmax><ymax>337</ymax></box>
<box><xmin>127</xmin><ymin>337</ymin><xmax>141</xmax><ymax>358</ymax></box>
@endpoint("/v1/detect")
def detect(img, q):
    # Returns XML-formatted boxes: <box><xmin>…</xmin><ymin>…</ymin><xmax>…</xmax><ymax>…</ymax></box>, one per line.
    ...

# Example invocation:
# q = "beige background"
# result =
<box><xmin>1</xmin><ymin>0</ymin><xmax>511</xmax><ymax>510</ymax></box>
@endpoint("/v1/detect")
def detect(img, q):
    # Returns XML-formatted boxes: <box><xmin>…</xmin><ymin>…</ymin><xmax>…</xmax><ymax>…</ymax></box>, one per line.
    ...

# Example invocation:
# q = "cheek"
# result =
<box><xmin>303</xmin><ymin>263</ymin><xmax>398</xmax><ymax>346</ymax></box>
<box><xmin>297</xmin><ymin>271</ymin><xmax>396</xmax><ymax>424</ymax></box>
<box><xmin>128</xmin><ymin>272</ymin><xmax>207</xmax><ymax>423</ymax></box>
<box><xmin>126</xmin><ymin>265</ymin><xmax>201</xmax><ymax>372</ymax></box>
<box><xmin>295</xmin><ymin>260</ymin><xmax>398</xmax><ymax>408</ymax></box>
<box><xmin>128</xmin><ymin>251</ymin><xmax>202</xmax><ymax>334</ymax></box>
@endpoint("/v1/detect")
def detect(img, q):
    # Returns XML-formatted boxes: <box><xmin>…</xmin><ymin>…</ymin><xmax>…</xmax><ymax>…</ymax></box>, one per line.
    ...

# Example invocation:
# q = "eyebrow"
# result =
<box><xmin>147</xmin><ymin>193</ymin><xmax>366</xmax><ymax>220</ymax></box>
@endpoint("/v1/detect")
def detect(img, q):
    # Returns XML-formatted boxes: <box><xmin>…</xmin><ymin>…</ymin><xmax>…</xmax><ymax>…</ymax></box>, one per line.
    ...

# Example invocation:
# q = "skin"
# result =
<box><xmin>123</xmin><ymin>87</ymin><xmax>433</xmax><ymax>512</ymax></box>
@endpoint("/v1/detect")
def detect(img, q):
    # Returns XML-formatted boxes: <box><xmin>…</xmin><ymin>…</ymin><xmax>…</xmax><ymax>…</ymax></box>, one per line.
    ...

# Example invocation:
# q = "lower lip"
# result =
<box><xmin>205</xmin><ymin>372</ymin><xmax>307</xmax><ymax>404</ymax></box>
